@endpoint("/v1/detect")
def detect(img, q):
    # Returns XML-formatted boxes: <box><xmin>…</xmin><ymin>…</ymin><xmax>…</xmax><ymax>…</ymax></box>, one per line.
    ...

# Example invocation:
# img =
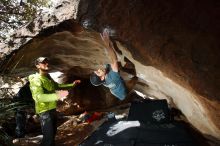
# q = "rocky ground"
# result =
<box><xmin>12</xmin><ymin>104</ymin><xmax>130</xmax><ymax>146</ymax></box>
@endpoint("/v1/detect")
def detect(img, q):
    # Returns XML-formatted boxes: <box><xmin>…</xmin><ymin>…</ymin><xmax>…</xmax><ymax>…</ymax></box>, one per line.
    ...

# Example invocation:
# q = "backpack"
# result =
<box><xmin>13</xmin><ymin>81</ymin><xmax>34</xmax><ymax>105</ymax></box>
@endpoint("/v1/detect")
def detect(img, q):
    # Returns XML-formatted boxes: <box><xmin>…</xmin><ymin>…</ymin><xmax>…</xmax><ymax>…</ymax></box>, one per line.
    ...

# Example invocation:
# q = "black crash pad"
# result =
<box><xmin>128</xmin><ymin>99</ymin><xmax>171</xmax><ymax>124</ymax></box>
<box><xmin>79</xmin><ymin>100</ymin><xmax>195</xmax><ymax>146</ymax></box>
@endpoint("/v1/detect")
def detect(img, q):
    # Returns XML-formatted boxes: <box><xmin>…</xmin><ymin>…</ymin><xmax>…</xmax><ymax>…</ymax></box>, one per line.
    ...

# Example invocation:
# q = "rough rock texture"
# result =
<box><xmin>78</xmin><ymin>0</ymin><xmax>220</xmax><ymax>142</ymax></box>
<box><xmin>1</xmin><ymin>0</ymin><xmax>220</xmax><ymax>144</ymax></box>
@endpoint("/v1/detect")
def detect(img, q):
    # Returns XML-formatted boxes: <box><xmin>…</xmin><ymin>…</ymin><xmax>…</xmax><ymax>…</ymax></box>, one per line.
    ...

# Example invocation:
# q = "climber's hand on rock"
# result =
<box><xmin>100</xmin><ymin>29</ymin><xmax>111</xmax><ymax>46</ymax></box>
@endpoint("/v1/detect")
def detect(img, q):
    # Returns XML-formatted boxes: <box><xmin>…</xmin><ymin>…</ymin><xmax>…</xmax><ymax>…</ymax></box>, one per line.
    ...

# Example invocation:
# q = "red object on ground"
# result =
<box><xmin>86</xmin><ymin>112</ymin><xmax>103</xmax><ymax>123</ymax></box>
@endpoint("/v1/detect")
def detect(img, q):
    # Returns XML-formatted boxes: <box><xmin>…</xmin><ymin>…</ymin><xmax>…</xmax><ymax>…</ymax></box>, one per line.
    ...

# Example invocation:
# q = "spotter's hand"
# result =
<box><xmin>73</xmin><ymin>80</ymin><xmax>81</xmax><ymax>85</ymax></box>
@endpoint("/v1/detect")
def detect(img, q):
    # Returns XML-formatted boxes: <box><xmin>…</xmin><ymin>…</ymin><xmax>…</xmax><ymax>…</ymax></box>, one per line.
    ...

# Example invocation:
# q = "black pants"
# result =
<box><xmin>39</xmin><ymin>109</ymin><xmax>57</xmax><ymax>146</ymax></box>
<box><xmin>15</xmin><ymin>110</ymin><xmax>27</xmax><ymax>138</ymax></box>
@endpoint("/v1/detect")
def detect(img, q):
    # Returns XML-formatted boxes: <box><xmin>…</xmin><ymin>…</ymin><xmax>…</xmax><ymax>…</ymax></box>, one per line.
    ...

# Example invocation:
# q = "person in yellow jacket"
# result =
<box><xmin>29</xmin><ymin>57</ymin><xmax>81</xmax><ymax>146</ymax></box>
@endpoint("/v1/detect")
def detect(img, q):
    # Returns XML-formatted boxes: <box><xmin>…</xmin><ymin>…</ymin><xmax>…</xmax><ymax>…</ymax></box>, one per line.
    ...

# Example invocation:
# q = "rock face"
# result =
<box><xmin>0</xmin><ymin>0</ymin><xmax>220</xmax><ymax>144</ymax></box>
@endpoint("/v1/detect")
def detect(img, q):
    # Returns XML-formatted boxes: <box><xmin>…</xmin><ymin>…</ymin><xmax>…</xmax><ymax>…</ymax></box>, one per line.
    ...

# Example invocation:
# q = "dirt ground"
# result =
<box><xmin>12</xmin><ymin>104</ymin><xmax>130</xmax><ymax>146</ymax></box>
<box><xmin>12</xmin><ymin>115</ymin><xmax>106</xmax><ymax>146</ymax></box>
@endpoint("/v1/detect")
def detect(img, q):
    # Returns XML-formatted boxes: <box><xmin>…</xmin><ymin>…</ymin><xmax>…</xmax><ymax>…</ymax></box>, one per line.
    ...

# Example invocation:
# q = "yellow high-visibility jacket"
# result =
<box><xmin>29</xmin><ymin>73</ymin><xmax>74</xmax><ymax>114</ymax></box>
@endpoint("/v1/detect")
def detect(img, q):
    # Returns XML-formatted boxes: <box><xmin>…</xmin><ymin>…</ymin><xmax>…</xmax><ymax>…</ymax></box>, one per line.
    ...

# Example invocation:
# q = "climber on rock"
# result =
<box><xmin>90</xmin><ymin>29</ymin><xmax>137</xmax><ymax>101</ymax></box>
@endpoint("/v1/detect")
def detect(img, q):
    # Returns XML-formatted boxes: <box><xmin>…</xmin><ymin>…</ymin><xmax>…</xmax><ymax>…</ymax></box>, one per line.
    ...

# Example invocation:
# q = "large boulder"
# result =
<box><xmin>0</xmin><ymin>0</ymin><xmax>220</xmax><ymax>144</ymax></box>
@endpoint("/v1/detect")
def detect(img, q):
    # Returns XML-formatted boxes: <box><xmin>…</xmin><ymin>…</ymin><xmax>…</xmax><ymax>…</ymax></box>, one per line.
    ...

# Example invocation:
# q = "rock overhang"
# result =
<box><xmin>1</xmin><ymin>0</ymin><xmax>220</xmax><ymax>144</ymax></box>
